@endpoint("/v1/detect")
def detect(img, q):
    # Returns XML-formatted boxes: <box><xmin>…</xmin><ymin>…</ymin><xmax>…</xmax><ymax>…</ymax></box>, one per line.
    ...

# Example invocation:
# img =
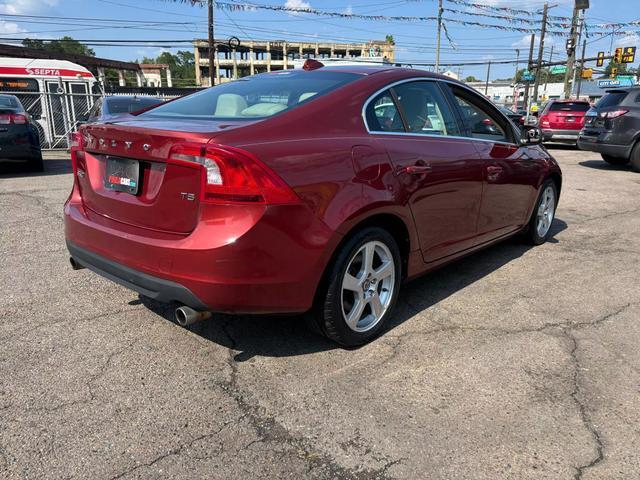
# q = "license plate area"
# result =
<box><xmin>104</xmin><ymin>156</ymin><xmax>139</xmax><ymax>195</ymax></box>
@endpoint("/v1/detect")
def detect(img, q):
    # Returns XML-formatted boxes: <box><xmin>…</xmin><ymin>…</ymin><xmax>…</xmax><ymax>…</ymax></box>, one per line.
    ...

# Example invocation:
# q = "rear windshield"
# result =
<box><xmin>107</xmin><ymin>97</ymin><xmax>164</xmax><ymax>114</ymax></box>
<box><xmin>141</xmin><ymin>70</ymin><xmax>361</xmax><ymax>120</ymax></box>
<box><xmin>595</xmin><ymin>91</ymin><xmax>628</xmax><ymax>109</ymax></box>
<box><xmin>548</xmin><ymin>102</ymin><xmax>590</xmax><ymax>112</ymax></box>
<box><xmin>0</xmin><ymin>95</ymin><xmax>20</xmax><ymax>110</ymax></box>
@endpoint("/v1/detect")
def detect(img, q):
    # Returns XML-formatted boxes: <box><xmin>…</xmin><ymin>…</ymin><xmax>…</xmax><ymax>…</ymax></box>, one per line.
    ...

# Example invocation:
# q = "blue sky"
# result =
<box><xmin>0</xmin><ymin>0</ymin><xmax>637</xmax><ymax>81</ymax></box>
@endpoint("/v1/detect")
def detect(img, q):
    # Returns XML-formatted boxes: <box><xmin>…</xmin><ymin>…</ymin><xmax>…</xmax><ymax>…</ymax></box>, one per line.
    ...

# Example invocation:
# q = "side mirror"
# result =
<box><xmin>521</xmin><ymin>126</ymin><xmax>542</xmax><ymax>145</ymax></box>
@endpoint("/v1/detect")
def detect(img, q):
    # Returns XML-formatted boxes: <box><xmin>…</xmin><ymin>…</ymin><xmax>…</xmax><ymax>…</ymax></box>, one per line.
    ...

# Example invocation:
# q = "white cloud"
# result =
<box><xmin>343</xmin><ymin>4</ymin><xmax>353</xmax><ymax>15</ymax></box>
<box><xmin>615</xmin><ymin>34</ymin><xmax>640</xmax><ymax>48</ymax></box>
<box><xmin>0</xmin><ymin>20</ymin><xmax>24</xmax><ymax>35</ymax></box>
<box><xmin>0</xmin><ymin>0</ymin><xmax>58</xmax><ymax>15</ymax></box>
<box><xmin>284</xmin><ymin>0</ymin><xmax>311</xmax><ymax>10</ymax></box>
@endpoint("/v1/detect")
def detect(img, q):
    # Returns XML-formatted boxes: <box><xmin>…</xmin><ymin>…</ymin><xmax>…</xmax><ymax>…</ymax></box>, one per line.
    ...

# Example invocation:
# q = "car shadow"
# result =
<box><xmin>141</xmin><ymin>219</ymin><xmax>568</xmax><ymax>359</ymax></box>
<box><xmin>0</xmin><ymin>158</ymin><xmax>72</xmax><ymax>178</ymax></box>
<box><xmin>578</xmin><ymin>160</ymin><xmax>633</xmax><ymax>171</ymax></box>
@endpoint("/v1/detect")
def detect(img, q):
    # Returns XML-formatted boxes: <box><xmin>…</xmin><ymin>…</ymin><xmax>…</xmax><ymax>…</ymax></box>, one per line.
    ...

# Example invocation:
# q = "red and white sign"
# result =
<box><xmin>0</xmin><ymin>66</ymin><xmax>93</xmax><ymax>78</ymax></box>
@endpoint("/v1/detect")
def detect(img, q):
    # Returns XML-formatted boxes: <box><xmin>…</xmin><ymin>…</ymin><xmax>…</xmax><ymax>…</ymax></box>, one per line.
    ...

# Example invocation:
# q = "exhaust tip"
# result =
<box><xmin>69</xmin><ymin>257</ymin><xmax>85</xmax><ymax>270</ymax></box>
<box><xmin>175</xmin><ymin>306</ymin><xmax>212</xmax><ymax>327</ymax></box>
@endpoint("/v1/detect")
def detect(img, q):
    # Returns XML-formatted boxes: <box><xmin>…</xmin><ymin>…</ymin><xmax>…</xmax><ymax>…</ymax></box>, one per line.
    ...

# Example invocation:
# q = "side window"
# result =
<box><xmin>365</xmin><ymin>91</ymin><xmax>404</xmax><ymax>133</ymax></box>
<box><xmin>452</xmin><ymin>91</ymin><xmax>511</xmax><ymax>143</ymax></box>
<box><xmin>392</xmin><ymin>81</ymin><xmax>460</xmax><ymax>136</ymax></box>
<box><xmin>88</xmin><ymin>98</ymin><xmax>102</xmax><ymax>121</ymax></box>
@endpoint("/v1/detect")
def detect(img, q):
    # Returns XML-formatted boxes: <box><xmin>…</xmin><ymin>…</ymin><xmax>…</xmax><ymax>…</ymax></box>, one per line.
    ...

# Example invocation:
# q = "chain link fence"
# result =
<box><xmin>4</xmin><ymin>90</ymin><xmax>180</xmax><ymax>150</ymax></box>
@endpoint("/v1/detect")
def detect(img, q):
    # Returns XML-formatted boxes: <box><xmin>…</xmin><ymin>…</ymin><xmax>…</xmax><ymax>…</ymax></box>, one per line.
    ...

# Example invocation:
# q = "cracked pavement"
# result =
<box><xmin>1</xmin><ymin>149</ymin><xmax>639</xmax><ymax>479</ymax></box>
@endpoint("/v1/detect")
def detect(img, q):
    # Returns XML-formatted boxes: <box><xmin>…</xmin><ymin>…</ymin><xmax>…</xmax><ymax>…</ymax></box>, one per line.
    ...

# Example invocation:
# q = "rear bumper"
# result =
<box><xmin>578</xmin><ymin>133</ymin><xmax>632</xmax><ymax>159</ymax></box>
<box><xmin>64</xmin><ymin>197</ymin><xmax>338</xmax><ymax>314</ymax></box>
<box><xmin>541</xmin><ymin>129</ymin><xmax>580</xmax><ymax>144</ymax></box>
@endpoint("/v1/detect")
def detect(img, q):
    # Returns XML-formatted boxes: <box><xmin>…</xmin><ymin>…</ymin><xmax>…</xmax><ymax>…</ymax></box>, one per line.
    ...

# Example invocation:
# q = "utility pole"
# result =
<box><xmin>532</xmin><ymin>3</ymin><xmax>549</xmax><ymax>105</ymax></box>
<box><xmin>570</xmin><ymin>10</ymin><xmax>585</xmax><ymax>96</ymax></box>
<box><xmin>484</xmin><ymin>61</ymin><xmax>491</xmax><ymax>95</ymax></box>
<box><xmin>576</xmin><ymin>38</ymin><xmax>587</xmax><ymax>98</ymax></box>
<box><xmin>208</xmin><ymin>0</ymin><xmax>215</xmax><ymax>87</ymax></box>
<box><xmin>512</xmin><ymin>48</ymin><xmax>520</xmax><ymax>109</ymax></box>
<box><xmin>563</xmin><ymin>1</ymin><xmax>581</xmax><ymax>99</ymax></box>
<box><xmin>435</xmin><ymin>0</ymin><xmax>443</xmax><ymax>72</ymax></box>
<box><xmin>543</xmin><ymin>45</ymin><xmax>554</xmax><ymax>98</ymax></box>
<box><xmin>523</xmin><ymin>33</ymin><xmax>535</xmax><ymax>115</ymax></box>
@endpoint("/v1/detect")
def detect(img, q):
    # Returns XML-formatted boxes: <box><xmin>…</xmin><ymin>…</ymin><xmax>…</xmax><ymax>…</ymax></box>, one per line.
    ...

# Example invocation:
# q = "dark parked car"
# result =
<box><xmin>0</xmin><ymin>94</ymin><xmax>43</xmax><ymax>172</ymax></box>
<box><xmin>84</xmin><ymin>95</ymin><xmax>164</xmax><ymax>123</ymax></box>
<box><xmin>499</xmin><ymin>106</ymin><xmax>525</xmax><ymax>127</ymax></box>
<box><xmin>578</xmin><ymin>87</ymin><xmax>640</xmax><ymax>171</ymax></box>
<box><xmin>538</xmin><ymin>99</ymin><xmax>591</xmax><ymax>145</ymax></box>
<box><xmin>65</xmin><ymin>64</ymin><xmax>561</xmax><ymax>346</ymax></box>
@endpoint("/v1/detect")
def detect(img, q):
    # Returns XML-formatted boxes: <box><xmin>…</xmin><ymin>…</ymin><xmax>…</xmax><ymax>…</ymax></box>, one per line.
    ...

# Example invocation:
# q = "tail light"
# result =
<box><xmin>0</xmin><ymin>113</ymin><xmax>28</xmax><ymax>124</ymax></box>
<box><xmin>69</xmin><ymin>131</ymin><xmax>84</xmax><ymax>176</ymax></box>
<box><xmin>600</xmin><ymin>109</ymin><xmax>628</xmax><ymax>119</ymax></box>
<box><xmin>168</xmin><ymin>143</ymin><xmax>300</xmax><ymax>205</ymax></box>
<box><xmin>539</xmin><ymin>116</ymin><xmax>550</xmax><ymax>128</ymax></box>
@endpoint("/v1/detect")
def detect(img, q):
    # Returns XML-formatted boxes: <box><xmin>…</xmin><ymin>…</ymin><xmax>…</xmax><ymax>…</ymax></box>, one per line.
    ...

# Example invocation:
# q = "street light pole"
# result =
<box><xmin>532</xmin><ymin>3</ymin><xmax>549</xmax><ymax>105</ymax></box>
<box><xmin>208</xmin><ymin>0</ymin><xmax>215</xmax><ymax>87</ymax></box>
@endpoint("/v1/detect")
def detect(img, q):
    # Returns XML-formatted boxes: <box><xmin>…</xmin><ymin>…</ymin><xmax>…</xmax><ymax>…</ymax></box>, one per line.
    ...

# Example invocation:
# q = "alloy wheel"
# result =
<box><xmin>536</xmin><ymin>185</ymin><xmax>556</xmax><ymax>238</ymax></box>
<box><xmin>341</xmin><ymin>241</ymin><xmax>396</xmax><ymax>332</ymax></box>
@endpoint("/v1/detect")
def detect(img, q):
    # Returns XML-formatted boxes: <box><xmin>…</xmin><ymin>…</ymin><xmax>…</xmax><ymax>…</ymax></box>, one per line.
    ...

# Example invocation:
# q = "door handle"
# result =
<box><xmin>404</xmin><ymin>165</ymin><xmax>432</xmax><ymax>175</ymax></box>
<box><xmin>486</xmin><ymin>166</ymin><xmax>503</xmax><ymax>174</ymax></box>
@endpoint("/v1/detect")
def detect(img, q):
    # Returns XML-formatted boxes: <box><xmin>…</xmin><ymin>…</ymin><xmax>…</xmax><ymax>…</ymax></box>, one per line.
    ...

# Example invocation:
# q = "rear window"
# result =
<box><xmin>107</xmin><ymin>97</ymin><xmax>164</xmax><ymax>114</ymax></box>
<box><xmin>141</xmin><ymin>70</ymin><xmax>361</xmax><ymax>120</ymax></box>
<box><xmin>548</xmin><ymin>102</ymin><xmax>590</xmax><ymax>112</ymax></box>
<box><xmin>0</xmin><ymin>95</ymin><xmax>20</xmax><ymax>109</ymax></box>
<box><xmin>595</xmin><ymin>91</ymin><xmax>628</xmax><ymax>109</ymax></box>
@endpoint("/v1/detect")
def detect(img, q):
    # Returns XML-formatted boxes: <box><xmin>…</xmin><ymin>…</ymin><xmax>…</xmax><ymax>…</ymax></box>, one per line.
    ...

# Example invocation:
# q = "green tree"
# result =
<box><xmin>385</xmin><ymin>35</ymin><xmax>395</xmax><ymax>46</ymax></box>
<box><xmin>464</xmin><ymin>75</ymin><xmax>479</xmax><ymax>82</ymax></box>
<box><xmin>22</xmin><ymin>36</ymin><xmax>95</xmax><ymax>57</ymax></box>
<box><xmin>604</xmin><ymin>60</ymin><xmax>629</xmax><ymax>77</ymax></box>
<box><xmin>135</xmin><ymin>50</ymin><xmax>197</xmax><ymax>87</ymax></box>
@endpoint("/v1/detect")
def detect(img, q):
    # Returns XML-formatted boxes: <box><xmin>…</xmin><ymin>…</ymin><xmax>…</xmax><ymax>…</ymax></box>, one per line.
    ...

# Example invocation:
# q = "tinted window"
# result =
<box><xmin>548</xmin><ymin>102</ymin><xmax>590</xmax><ymax>112</ymax></box>
<box><xmin>141</xmin><ymin>71</ymin><xmax>361</xmax><ymax>120</ymax></box>
<box><xmin>453</xmin><ymin>92</ymin><xmax>509</xmax><ymax>143</ymax></box>
<box><xmin>393</xmin><ymin>81</ymin><xmax>460</xmax><ymax>136</ymax></box>
<box><xmin>106</xmin><ymin>97</ymin><xmax>164</xmax><ymax>115</ymax></box>
<box><xmin>0</xmin><ymin>95</ymin><xmax>20</xmax><ymax>109</ymax></box>
<box><xmin>365</xmin><ymin>91</ymin><xmax>404</xmax><ymax>133</ymax></box>
<box><xmin>596</xmin><ymin>91</ymin><xmax>627</xmax><ymax>108</ymax></box>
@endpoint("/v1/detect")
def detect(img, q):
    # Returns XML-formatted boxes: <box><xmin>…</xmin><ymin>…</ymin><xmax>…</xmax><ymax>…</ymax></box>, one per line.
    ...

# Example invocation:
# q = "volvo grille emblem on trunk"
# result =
<box><xmin>143</xmin><ymin>144</ymin><xmax>151</xmax><ymax>151</ymax></box>
<box><xmin>124</xmin><ymin>141</ymin><xmax>132</xmax><ymax>150</ymax></box>
<box><xmin>111</xmin><ymin>140</ymin><xmax>117</xmax><ymax>147</ymax></box>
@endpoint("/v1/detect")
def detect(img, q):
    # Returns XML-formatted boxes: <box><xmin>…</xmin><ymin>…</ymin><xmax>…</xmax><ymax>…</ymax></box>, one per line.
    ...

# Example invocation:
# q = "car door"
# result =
<box><xmin>445</xmin><ymin>84</ymin><xmax>541</xmax><ymax>241</ymax></box>
<box><xmin>364</xmin><ymin>80</ymin><xmax>484</xmax><ymax>263</ymax></box>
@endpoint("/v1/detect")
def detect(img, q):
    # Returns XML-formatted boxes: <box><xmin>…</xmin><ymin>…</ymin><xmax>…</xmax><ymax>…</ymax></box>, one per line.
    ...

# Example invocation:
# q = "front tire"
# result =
<box><xmin>630</xmin><ymin>143</ymin><xmax>640</xmax><ymax>173</ymax></box>
<box><xmin>601</xmin><ymin>154</ymin><xmax>629</xmax><ymax>166</ymax></box>
<box><xmin>525</xmin><ymin>180</ymin><xmax>558</xmax><ymax>245</ymax></box>
<box><xmin>310</xmin><ymin>227</ymin><xmax>401</xmax><ymax>347</ymax></box>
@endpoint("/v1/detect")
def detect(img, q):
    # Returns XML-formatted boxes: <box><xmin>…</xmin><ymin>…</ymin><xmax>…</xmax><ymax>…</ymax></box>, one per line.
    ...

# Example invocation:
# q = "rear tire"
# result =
<box><xmin>525</xmin><ymin>179</ymin><xmax>558</xmax><ymax>245</ymax></box>
<box><xmin>630</xmin><ymin>143</ymin><xmax>640</xmax><ymax>173</ymax></box>
<box><xmin>309</xmin><ymin>227</ymin><xmax>401</xmax><ymax>347</ymax></box>
<box><xmin>28</xmin><ymin>152</ymin><xmax>44</xmax><ymax>172</ymax></box>
<box><xmin>601</xmin><ymin>154</ymin><xmax>629</xmax><ymax>166</ymax></box>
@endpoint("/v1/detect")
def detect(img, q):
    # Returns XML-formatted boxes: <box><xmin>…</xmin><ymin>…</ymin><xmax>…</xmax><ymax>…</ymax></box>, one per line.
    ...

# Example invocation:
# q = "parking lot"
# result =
<box><xmin>0</xmin><ymin>147</ymin><xmax>638</xmax><ymax>479</ymax></box>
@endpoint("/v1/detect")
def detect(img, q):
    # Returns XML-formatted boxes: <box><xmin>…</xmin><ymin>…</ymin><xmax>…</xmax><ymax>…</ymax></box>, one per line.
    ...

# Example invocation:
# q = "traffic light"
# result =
<box><xmin>611</xmin><ymin>67</ymin><xmax>618</xmax><ymax>78</ymax></box>
<box><xmin>622</xmin><ymin>46</ymin><xmax>636</xmax><ymax>63</ymax></box>
<box><xmin>614</xmin><ymin>47</ymin><xmax>623</xmax><ymax>63</ymax></box>
<box><xmin>581</xmin><ymin>69</ymin><xmax>593</xmax><ymax>79</ymax></box>
<box><xmin>596</xmin><ymin>51</ymin><xmax>605</xmax><ymax>67</ymax></box>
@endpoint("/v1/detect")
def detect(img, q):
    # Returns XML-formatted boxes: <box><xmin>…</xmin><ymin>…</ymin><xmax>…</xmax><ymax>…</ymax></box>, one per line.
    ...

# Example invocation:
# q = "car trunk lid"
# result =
<box><xmin>76</xmin><ymin>120</ymin><xmax>254</xmax><ymax>234</ymax></box>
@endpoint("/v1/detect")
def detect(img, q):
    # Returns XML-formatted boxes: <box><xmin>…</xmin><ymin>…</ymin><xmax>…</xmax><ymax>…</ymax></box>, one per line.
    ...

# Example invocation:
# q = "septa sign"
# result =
<box><xmin>0</xmin><ymin>66</ymin><xmax>93</xmax><ymax>78</ymax></box>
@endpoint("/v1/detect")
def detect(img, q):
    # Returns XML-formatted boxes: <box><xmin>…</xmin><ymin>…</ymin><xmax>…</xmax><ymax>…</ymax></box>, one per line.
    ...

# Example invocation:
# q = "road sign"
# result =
<box><xmin>622</xmin><ymin>46</ymin><xmax>636</xmax><ymax>63</ymax></box>
<box><xmin>597</xmin><ymin>78</ymin><xmax>635</xmax><ymax>88</ymax></box>
<box><xmin>596</xmin><ymin>51</ymin><xmax>605</xmax><ymax>67</ymax></box>
<box><xmin>550</xmin><ymin>65</ymin><xmax>567</xmax><ymax>74</ymax></box>
<box><xmin>522</xmin><ymin>70</ymin><xmax>535</xmax><ymax>81</ymax></box>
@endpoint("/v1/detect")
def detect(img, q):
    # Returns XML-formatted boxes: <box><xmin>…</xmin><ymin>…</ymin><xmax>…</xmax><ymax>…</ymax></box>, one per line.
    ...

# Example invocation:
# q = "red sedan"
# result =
<box><xmin>65</xmin><ymin>64</ymin><xmax>561</xmax><ymax>346</ymax></box>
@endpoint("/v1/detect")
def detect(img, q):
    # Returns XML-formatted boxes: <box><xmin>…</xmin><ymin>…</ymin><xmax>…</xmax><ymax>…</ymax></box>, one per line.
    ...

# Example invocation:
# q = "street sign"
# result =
<box><xmin>622</xmin><ymin>46</ymin><xmax>636</xmax><ymax>63</ymax></box>
<box><xmin>597</xmin><ymin>78</ymin><xmax>635</xmax><ymax>88</ymax></box>
<box><xmin>522</xmin><ymin>70</ymin><xmax>535</xmax><ymax>81</ymax></box>
<box><xmin>550</xmin><ymin>65</ymin><xmax>567</xmax><ymax>74</ymax></box>
<box><xmin>596</xmin><ymin>51</ymin><xmax>605</xmax><ymax>67</ymax></box>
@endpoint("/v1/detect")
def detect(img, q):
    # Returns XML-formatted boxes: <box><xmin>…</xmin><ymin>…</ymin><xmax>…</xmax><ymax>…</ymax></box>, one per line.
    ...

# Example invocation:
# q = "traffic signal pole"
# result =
<box><xmin>563</xmin><ymin>2</ymin><xmax>580</xmax><ymax>98</ymax></box>
<box><xmin>576</xmin><ymin>39</ymin><xmax>587</xmax><ymax>98</ymax></box>
<box><xmin>523</xmin><ymin>34</ymin><xmax>535</xmax><ymax>113</ymax></box>
<box><xmin>532</xmin><ymin>3</ymin><xmax>549</xmax><ymax>104</ymax></box>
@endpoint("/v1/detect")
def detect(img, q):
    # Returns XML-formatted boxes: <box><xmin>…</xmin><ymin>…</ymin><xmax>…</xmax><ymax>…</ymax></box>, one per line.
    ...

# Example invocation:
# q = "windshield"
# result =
<box><xmin>0</xmin><ymin>95</ymin><xmax>20</xmax><ymax>110</ymax></box>
<box><xmin>107</xmin><ymin>97</ymin><xmax>164</xmax><ymax>114</ymax></box>
<box><xmin>548</xmin><ymin>102</ymin><xmax>590</xmax><ymax>112</ymax></box>
<box><xmin>141</xmin><ymin>70</ymin><xmax>361</xmax><ymax>120</ymax></box>
<box><xmin>595</xmin><ymin>91</ymin><xmax>627</xmax><ymax>109</ymax></box>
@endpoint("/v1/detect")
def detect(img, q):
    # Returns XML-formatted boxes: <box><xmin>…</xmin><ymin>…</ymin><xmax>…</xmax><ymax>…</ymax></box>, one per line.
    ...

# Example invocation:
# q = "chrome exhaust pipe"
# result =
<box><xmin>69</xmin><ymin>257</ymin><xmax>85</xmax><ymax>270</ymax></box>
<box><xmin>175</xmin><ymin>306</ymin><xmax>212</xmax><ymax>327</ymax></box>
